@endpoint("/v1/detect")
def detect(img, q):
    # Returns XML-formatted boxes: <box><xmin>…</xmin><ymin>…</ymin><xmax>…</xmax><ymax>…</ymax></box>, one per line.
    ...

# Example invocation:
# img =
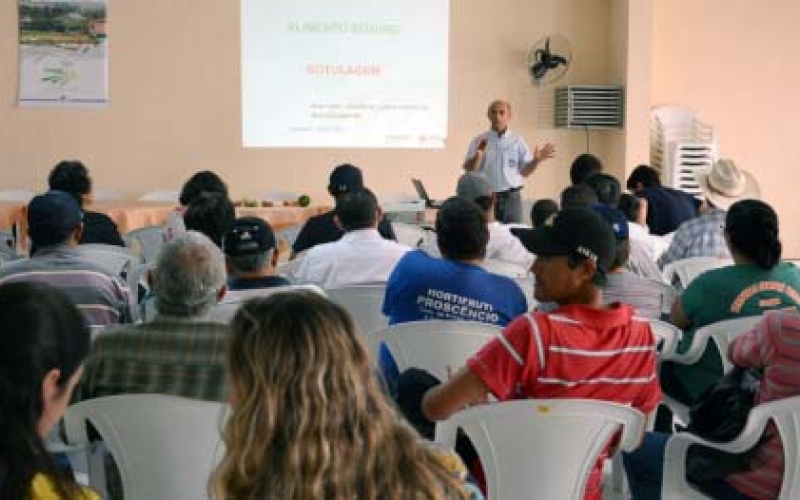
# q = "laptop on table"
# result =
<box><xmin>411</xmin><ymin>179</ymin><xmax>443</xmax><ymax>209</ymax></box>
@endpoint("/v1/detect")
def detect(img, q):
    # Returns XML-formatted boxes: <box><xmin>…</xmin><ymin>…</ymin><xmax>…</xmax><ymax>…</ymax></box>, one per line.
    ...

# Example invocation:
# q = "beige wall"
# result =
<box><xmin>652</xmin><ymin>0</ymin><xmax>800</xmax><ymax>255</ymax></box>
<box><xmin>0</xmin><ymin>1</ymin><xmax>622</xmax><ymax>211</ymax></box>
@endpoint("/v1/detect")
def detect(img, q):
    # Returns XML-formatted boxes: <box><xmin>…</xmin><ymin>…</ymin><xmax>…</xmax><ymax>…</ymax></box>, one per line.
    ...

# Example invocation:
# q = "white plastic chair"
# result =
<box><xmin>325</xmin><ymin>284</ymin><xmax>388</xmax><ymax>335</ymax></box>
<box><xmin>210</xmin><ymin>284</ymin><xmax>325</xmax><ymax>323</ymax></box>
<box><xmin>648</xmin><ymin>319</ymin><xmax>682</xmax><ymax>362</ymax></box>
<box><xmin>139</xmin><ymin>190</ymin><xmax>180</xmax><ymax>203</ymax></box>
<box><xmin>369</xmin><ymin>320</ymin><xmax>499</xmax><ymax>379</ymax></box>
<box><xmin>664</xmin><ymin>316</ymin><xmax>762</xmax><ymax>425</ymax></box>
<box><xmin>63</xmin><ymin>394</ymin><xmax>226</xmax><ymax>500</ymax></box>
<box><xmin>275</xmin><ymin>223</ymin><xmax>303</xmax><ymax>253</ymax></box>
<box><xmin>391</xmin><ymin>221</ymin><xmax>432</xmax><ymax>248</ymax></box>
<box><xmin>0</xmin><ymin>189</ymin><xmax>35</xmax><ymax>202</ymax></box>
<box><xmin>435</xmin><ymin>399</ymin><xmax>646</xmax><ymax>500</ymax></box>
<box><xmin>77</xmin><ymin>244</ymin><xmax>141</xmax><ymax>278</ymax></box>
<box><xmin>662</xmin><ymin>396</ymin><xmax>800</xmax><ymax>499</ymax></box>
<box><xmin>482</xmin><ymin>258</ymin><xmax>531</xmax><ymax>278</ymax></box>
<box><xmin>123</xmin><ymin>225</ymin><xmax>165</xmax><ymax>264</ymax></box>
<box><xmin>662</xmin><ymin>256</ymin><xmax>732</xmax><ymax>290</ymax></box>
<box><xmin>0</xmin><ymin>229</ymin><xmax>20</xmax><ymax>261</ymax></box>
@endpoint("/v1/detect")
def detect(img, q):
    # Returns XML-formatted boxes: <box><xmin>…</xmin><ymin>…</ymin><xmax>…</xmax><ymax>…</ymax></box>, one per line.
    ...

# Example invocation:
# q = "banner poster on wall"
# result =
<box><xmin>18</xmin><ymin>0</ymin><xmax>108</xmax><ymax>107</ymax></box>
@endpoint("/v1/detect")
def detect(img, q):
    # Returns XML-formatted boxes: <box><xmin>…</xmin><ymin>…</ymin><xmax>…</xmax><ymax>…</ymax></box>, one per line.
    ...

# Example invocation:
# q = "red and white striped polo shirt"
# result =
<box><xmin>727</xmin><ymin>309</ymin><xmax>800</xmax><ymax>499</ymax></box>
<box><xmin>468</xmin><ymin>302</ymin><xmax>661</xmax><ymax>500</ymax></box>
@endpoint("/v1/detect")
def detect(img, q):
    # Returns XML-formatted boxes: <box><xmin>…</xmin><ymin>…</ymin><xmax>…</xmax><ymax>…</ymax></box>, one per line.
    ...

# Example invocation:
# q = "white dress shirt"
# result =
<box><xmin>292</xmin><ymin>229</ymin><xmax>410</xmax><ymax>288</ymax></box>
<box><xmin>486</xmin><ymin>222</ymin><xmax>535</xmax><ymax>268</ymax></box>
<box><xmin>464</xmin><ymin>129</ymin><xmax>533</xmax><ymax>192</ymax></box>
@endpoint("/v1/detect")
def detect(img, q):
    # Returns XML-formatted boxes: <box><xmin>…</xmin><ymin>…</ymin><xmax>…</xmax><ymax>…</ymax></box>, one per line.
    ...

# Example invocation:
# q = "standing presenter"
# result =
<box><xmin>463</xmin><ymin>99</ymin><xmax>556</xmax><ymax>223</ymax></box>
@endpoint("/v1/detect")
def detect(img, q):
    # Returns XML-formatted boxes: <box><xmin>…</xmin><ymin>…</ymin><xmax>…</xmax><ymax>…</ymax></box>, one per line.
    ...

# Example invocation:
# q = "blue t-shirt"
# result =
<box><xmin>380</xmin><ymin>250</ymin><xmax>528</xmax><ymax>390</ymax></box>
<box><xmin>640</xmin><ymin>186</ymin><xmax>700</xmax><ymax>236</ymax></box>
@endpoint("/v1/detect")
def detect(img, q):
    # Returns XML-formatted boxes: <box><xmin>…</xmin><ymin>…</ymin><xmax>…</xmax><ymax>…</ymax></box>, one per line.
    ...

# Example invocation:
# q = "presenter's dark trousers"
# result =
<box><xmin>495</xmin><ymin>187</ymin><xmax>523</xmax><ymax>223</ymax></box>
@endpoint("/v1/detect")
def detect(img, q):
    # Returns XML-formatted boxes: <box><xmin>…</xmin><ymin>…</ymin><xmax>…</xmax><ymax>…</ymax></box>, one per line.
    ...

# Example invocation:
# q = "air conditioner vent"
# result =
<box><xmin>554</xmin><ymin>86</ymin><xmax>624</xmax><ymax>129</ymax></box>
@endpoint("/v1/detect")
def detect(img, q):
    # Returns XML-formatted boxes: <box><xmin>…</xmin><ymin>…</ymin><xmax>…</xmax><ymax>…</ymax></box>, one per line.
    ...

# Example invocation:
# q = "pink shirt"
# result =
<box><xmin>728</xmin><ymin>309</ymin><xmax>800</xmax><ymax>498</ymax></box>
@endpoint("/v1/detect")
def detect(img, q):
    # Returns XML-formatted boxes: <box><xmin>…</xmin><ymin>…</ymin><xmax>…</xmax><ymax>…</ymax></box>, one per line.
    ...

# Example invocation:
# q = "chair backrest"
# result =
<box><xmin>391</xmin><ymin>221</ymin><xmax>431</xmax><ymax>248</ymax></box>
<box><xmin>63</xmin><ymin>394</ymin><xmax>226</xmax><ymax>500</ymax></box>
<box><xmin>139</xmin><ymin>190</ymin><xmax>180</xmax><ymax>203</ymax></box>
<box><xmin>648</xmin><ymin>319</ymin><xmax>682</xmax><ymax>361</ymax></box>
<box><xmin>705</xmin><ymin>316</ymin><xmax>763</xmax><ymax>372</ymax></box>
<box><xmin>662</xmin><ymin>256</ymin><xmax>732</xmax><ymax>290</ymax></box>
<box><xmin>0</xmin><ymin>189</ymin><xmax>35</xmax><ymax>202</ymax></box>
<box><xmin>435</xmin><ymin>399</ymin><xmax>645</xmax><ymax>500</ymax></box>
<box><xmin>209</xmin><ymin>284</ymin><xmax>326</xmax><ymax>323</ymax></box>
<box><xmin>325</xmin><ymin>284</ymin><xmax>388</xmax><ymax>334</ymax></box>
<box><xmin>124</xmin><ymin>225</ymin><xmax>165</xmax><ymax>264</ymax></box>
<box><xmin>77</xmin><ymin>244</ymin><xmax>141</xmax><ymax>279</ymax></box>
<box><xmin>370</xmin><ymin>320</ymin><xmax>500</xmax><ymax>379</ymax></box>
<box><xmin>482</xmin><ymin>258</ymin><xmax>531</xmax><ymax>278</ymax></box>
<box><xmin>0</xmin><ymin>229</ymin><xmax>20</xmax><ymax>261</ymax></box>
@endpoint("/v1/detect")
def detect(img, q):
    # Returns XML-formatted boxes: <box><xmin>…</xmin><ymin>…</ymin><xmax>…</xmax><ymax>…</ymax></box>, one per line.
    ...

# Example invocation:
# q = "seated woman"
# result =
<box><xmin>210</xmin><ymin>291</ymin><xmax>482</xmax><ymax>500</ymax></box>
<box><xmin>48</xmin><ymin>160</ymin><xmax>124</xmax><ymax>247</ymax></box>
<box><xmin>661</xmin><ymin>199</ymin><xmax>800</xmax><ymax>405</ymax></box>
<box><xmin>0</xmin><ymin>282</ymin><xmax>98</xmax><ymax>500</ymax></box>
<box><xmin>625</xmin><ymin>310</ymin><xmax>800</xmax><ymax>499</ymax></box>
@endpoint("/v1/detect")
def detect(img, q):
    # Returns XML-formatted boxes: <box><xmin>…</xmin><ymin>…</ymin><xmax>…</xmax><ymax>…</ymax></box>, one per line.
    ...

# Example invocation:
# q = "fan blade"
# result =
<box><xmin>532</xmin><ymin>61</ymin><xmax>548</xmax><ymax>80</ymax></box>
<box><xmin>551</xmin><ymin>55</ymin><xmax>568</xmax><ymax>67</ymax></box>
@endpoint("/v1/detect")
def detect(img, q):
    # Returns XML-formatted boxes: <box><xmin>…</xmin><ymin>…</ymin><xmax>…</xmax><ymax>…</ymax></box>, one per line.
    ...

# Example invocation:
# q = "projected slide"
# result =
<box><xmin>241</xmin><ymin>0</ymin><xmax>449</xmax><ymax>148</ymax></box>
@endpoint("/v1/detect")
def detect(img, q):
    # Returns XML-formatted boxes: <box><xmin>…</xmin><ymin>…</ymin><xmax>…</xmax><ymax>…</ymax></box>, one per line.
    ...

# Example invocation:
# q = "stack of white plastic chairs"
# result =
<box><xmin>650</xmin><ymin>106</ymin><xmax>717</xmax><ymax>196</ymax></box>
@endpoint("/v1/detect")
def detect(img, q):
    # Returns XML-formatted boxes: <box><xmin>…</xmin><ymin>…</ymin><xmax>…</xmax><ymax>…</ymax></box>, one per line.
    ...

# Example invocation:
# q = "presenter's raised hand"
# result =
<box><xmin>534</xmin><ymin>142</ymin><xmax>556</xmax><ymax>164</ymax></box>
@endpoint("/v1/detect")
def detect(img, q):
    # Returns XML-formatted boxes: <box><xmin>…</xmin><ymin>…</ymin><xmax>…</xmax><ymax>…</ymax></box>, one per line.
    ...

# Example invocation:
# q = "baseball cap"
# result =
<box><xmin>456</xmin><ymin>172</ymin><xmax>494</xmax><ymax>200</ymax></box>
<box><xmin>511</xmin><ymin>208</ymin><xmax>616</xmax><ymax>274</ymax></box>
<box><xmin>28</xmin><ymin>190</ymin><xmax>83</xmax><ymax>246</ymax></box>
<box><xmin>329</xmin><ymin>164</ymin><xmax>364</xmax><ymax>196</ymax></box>
<box><xmin>591</xmin><ymin>204</ymin><xmax>629</xmax><ymax>240</ymax></box>
<box><xmin>222</xmin><ymin>217</ymin><xmax>276</xmax><ymax>257</ymax></box>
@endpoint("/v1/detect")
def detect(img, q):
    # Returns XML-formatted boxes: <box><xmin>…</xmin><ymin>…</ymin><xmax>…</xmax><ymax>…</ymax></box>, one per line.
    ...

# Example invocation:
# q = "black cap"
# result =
<box><xmin>329</xmin><ymin>164</ymin><xmax>364</xmax><ymax>196</ymax></box>
<box><xmin>511</xmin><ymin>208</ymin><xmax>616</xmax><ymax>274</ymax></box>
<box><xmin>222</xmin><ymin>217</ymin><xmax>276</xmax><ymax>257</ymax></box>
<box><xmin>28</xmin><ymin>190</ymin><xmax>83</xmax><ymax>246</ymax></box>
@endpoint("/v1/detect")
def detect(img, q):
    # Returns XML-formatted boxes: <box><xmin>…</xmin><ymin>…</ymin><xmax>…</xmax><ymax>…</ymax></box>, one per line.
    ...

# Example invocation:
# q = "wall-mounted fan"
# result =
<box><xmin>527</xmin><ymin>34</ymin><xmax>571</xmax><ymax>87</ymax></box>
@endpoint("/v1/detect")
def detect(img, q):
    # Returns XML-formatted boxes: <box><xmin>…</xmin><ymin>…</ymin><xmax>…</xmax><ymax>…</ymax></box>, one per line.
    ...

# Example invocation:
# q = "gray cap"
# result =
<box><xmin>456</xmin><ymin>172</ymin><xmax>494</xmax><ymax>201</ymax></box>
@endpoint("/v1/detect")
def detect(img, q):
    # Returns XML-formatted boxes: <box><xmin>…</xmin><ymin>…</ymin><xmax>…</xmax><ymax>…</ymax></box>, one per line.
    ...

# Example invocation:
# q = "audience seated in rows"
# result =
<box><xmin>659</xmin><ymin>159</ymin><xmax>759</xmax><ymax>269</ymax></box>
<box><xmin>627</xmin><ymin>164</ymin><xmax>700</xmax><ymax>236</ymax></box>
<box><xmin>291</xmin><ymin>163</ymin><xmax>396</xmax><ymax>257</ymax></box>
<box><xmin>211</xmin><ymin>292</ymin><xmax>482</xmax><ymax>499</ymax></box>
<box><xmin>627</xmin><ymin>309</ymin><xmax>800</xmax><ymax>499</ymax></box>
<box><xmin>381</xmin><ymin>197</ymin><xmax>528</xmax><ymax>391</ymax></box>
<box><xmin>662</xmin><ymin>199</ymin><xmax>800</xmax><ymax>406</ymax></box>
<box><xmin>0</xmin><ymin>282</ymin><xmax>99</xmax><ymax>500</ymax></box>
<box><xmin>592</xmin><ymin>204</ymin><xmax>664</xmax><ymax>319</ymax></box>
<box><xmin>79</xmin><ymin>231</ymin><xmax>229</xmax><ymax>402</ymax></box>
<box><xmin>417</xmin><ymin>208</ymin><xmax>660</xmax><ymax>500</ymax></box>
<box><xmin>292</xmin><ymin>188</ymin><xmax>409</xmax><ymax>288</ymax></box>
<box><xmin>183</xmin><ymin>191</ymin><xmax>235</xmax><ymax>248</ymax></box>
<box><xmin>569</xmin><ymin>153</ymin><xmax>604</xmax><ymax>185</ymax></box>
<box><xmin>530</xmin><ymin>198</ymin><xmax>558</xmax><ymax>228</ymax></box>
<box><xmin>48</xmin><ymin>160</ymin><xmax>124</xmax><ymax>247</ymax></box>
<box><xmin>423</xmin><ymin>172</ymin><xmax>534</xmax><ymax>267</ymax></box>
<box><xmin>0</xmin><ymin>191</ymin><xmax>131</xmax><ymax>327</ymax></box>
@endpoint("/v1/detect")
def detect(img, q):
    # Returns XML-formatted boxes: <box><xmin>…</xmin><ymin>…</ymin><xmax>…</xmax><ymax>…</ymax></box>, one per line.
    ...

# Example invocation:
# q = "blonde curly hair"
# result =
<box><xmin>211</xmin><ymin>291</ymin><xmax>469</xmax><ymax>500</ymax></box>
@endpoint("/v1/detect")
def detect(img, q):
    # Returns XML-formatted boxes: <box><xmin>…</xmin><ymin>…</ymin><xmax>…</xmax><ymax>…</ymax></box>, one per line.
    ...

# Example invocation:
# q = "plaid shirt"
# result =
<box><xmin>78</xmin><ymin>316</ymin><xmax>230</xmax><ymax>402</ymax></box>
<box><xmin>657</xmin><ymin>208</ymin><xmax>729</xmax><ymax>268</ymax></box>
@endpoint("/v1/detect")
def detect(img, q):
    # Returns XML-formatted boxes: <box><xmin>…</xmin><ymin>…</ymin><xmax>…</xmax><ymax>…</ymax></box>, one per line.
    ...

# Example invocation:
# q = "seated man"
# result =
<box><xmin>627</xmin><ymin>164</ymin><xmax>700</xmax><ymax>236</ymax></box>
<box><xmin>560</xmin><ymin>184</ymin><xmax>598</xmax><ymax>210</ymax></box>
<box><xmin>183</xmin><ymin>191</ymin><xmax>236</xmax><ymax>248</ymax></box>
<box><xmin>79</xmin><ymin>231</ymin><xmax>230</xmax><ymax>402</ymax></box>
<box><xmin>381</xmin><ymin>197</ymin><xmax>528</xmax><ymax>391</ymax></box>
<box><xmin>292</xmin><ymin>188</ymin><xmax>410</xmax><ymax>288</ymax></box>
<box><xmin>0</xmin><ymin>191</ymin><xmax>131</xmax><ymax>327</ymax></box>
<box><xmin>420</xmin><ymin>208</ymin><xmax>660</xmax><ymax>500</ymax></box>
<box><xmin>592</xmin><ymin>204</ymin><xmax>665</xmax><ymax>319</ymax></box>
<box><xmin>292</xmin><ymin>163</ymin><xmax>396</xmax><ymax>257</ymax></box>
<box><xmin>659</xmin><ymin>159</ymin><xmax>759</xmax><ymax>269</ymax></box>
<box><xmin>423</xmin><ymin>173</ymin><xmax>533</xmax><ymax>267</ymax></box>
<box><xmin>584</xmin><ymin>172</ymin><xmax>622</xmax><ymax>206</ymax></box>
<box><xmin>213</xmin><ymin>217</ymin><xmax>321</xmax><ymax>321</ymax></box>
<box><xmin>569</xmin><ymin>153</ymin><xmax>604</xmax><ymax>185</ymax></box>
<box><xmin>530</xmin><ymin>198</ymin><xmax>558</xmax><ymax>228</ymax></box>
<box><xmin>618</xmin><ymin>193</ymin><xmax>669</xmax><ymax>263</ymax></box>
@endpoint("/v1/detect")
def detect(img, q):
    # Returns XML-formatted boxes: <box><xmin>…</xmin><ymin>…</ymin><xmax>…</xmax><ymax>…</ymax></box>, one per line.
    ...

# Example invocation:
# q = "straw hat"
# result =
<box><xmin>696</xmin><ymin>159</ymin><xmax>760</xmax><ymax>210</ymax></box>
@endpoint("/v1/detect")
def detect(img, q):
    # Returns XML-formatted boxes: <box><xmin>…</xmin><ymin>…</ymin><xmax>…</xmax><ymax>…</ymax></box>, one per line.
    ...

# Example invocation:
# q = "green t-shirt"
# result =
<box><xmin>672</xmin><ymin>262</ymin><xmax>800</xmax><ymax>401</ymax></box>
